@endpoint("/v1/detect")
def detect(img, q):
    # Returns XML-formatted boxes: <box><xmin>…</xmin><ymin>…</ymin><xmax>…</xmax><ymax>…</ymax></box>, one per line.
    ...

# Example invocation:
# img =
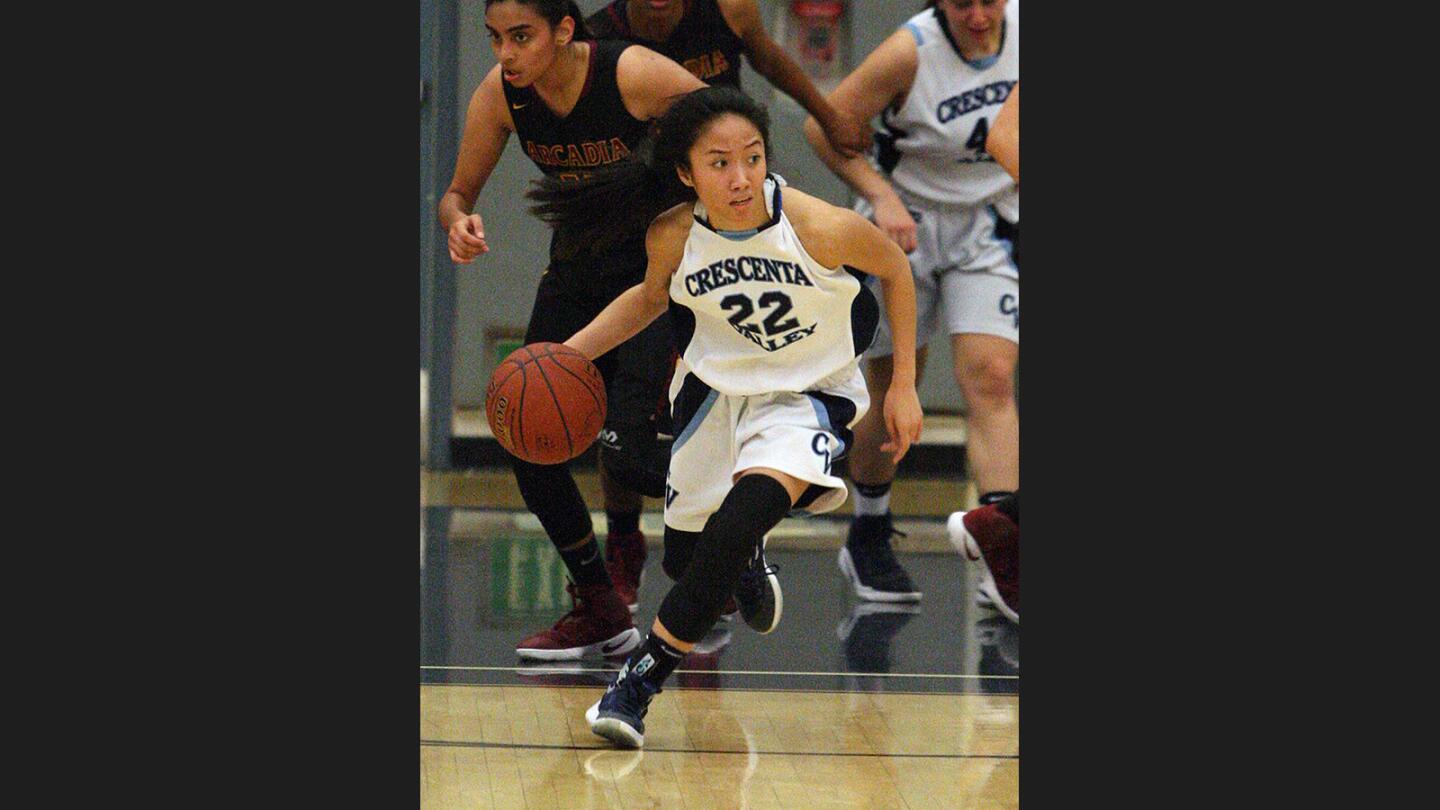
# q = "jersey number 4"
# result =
<box><xmin>965</xmin><ymin>118</ymin><xmax>990</xmax><ymax>152</ymax></box>
<box><xmin>720</xmin><ymin>291</ymin><xmax>799</xmax><ymax>337</ymax></box>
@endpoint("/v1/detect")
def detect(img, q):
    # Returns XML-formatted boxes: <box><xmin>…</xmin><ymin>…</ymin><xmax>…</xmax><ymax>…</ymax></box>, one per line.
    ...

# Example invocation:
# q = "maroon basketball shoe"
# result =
<box><xmin>604</xmin><ymin>531</ymin><xmax>648</xmax><ymax>613</ymax></box>
<box><xmin>515</xmin><ymin>582</ymin><xmax>641</xmax><ymax>660</ymax></box>
<box><xmin>947</xmin><ymin>506</ymin><xmax>1019</xmax><ymax>624</ymax></box>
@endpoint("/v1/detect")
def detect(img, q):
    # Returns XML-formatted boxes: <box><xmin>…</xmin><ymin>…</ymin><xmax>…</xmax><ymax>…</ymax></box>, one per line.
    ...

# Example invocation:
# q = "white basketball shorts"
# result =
<box><xmin>663</xmin><ymin>361</ymin><xmax>871</xmax><ymax>533</ymax></box>
<box><xmin>854</xmin><ymin>192</ymin><xmax>1019</xmax><ymax>356</ymax></box>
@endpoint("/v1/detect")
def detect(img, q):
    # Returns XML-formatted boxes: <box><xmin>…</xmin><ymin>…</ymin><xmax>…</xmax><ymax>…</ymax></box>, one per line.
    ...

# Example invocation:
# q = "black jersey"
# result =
<box><xmin>502</xmin><ymin>38</ymin><xmax>650</xmax><ymax>184</ymax></box>
<box><xmin>502</xmin><ymin>39</ymin><xmax>651</xmax><ymax>276</ymax></box>
<box><xmin>587</xmin><ymin>0</ymin><xmax>745</xmax><ymax>88</ymax></box>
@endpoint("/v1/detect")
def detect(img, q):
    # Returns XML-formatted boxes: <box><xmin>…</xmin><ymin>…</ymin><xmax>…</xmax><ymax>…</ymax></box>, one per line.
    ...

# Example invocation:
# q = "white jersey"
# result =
<box><xmin>876</xmin><ymin>4</ymin><xmax>1019</xmax><ymax>218</ymax></box>
<box><xmin>668</xmin><ymin>175</ymin><xmax>879</xmax><ymax>397</ymax></box>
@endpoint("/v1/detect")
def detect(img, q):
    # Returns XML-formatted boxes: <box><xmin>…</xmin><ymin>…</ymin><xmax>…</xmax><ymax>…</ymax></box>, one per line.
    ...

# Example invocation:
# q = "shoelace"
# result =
<box><xmin>738</xmin><ymin>561</ymin><xmax>780</xmax><ymax>591</ymax></box>
<box><xmin>866</xmin><ymin>527</ymin><xmax>908</xmax><ymax>571</ymax></box>
<box><xmin>606</xmin><ymin>666</ymin><xmax>660</xmax><ymax>707</ymax></box>
<box><xmin>555</xmin><ymin>581</ymin><xmax>591</xmax><ymax>627</ymax></box>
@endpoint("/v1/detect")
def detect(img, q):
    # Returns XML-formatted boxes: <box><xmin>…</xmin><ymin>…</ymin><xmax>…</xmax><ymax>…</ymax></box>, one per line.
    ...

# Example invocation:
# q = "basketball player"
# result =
<box><xmin>804</xmin><ymin>0</ymin><xmax>1018</xmax><ymax>604</ymax></box>
<box><xmin>949</xmin><ymin>77</ymin><xmax>1018</xmax><ymax>624</ymax></box>
<box><xmin>528</xmin><ymin>86</ymin><xmax>923</xmax><ymax>748</ymax></box>
<box><xmin>581</xmin><ymin>0</ymin><xmax>870</xmax><ymax>632</ymax></box>
<box><xmin>586</xmin><ymin>0</ymin><xmax>871</xmax><ymax>158</ymax></box>
<box><xmin>438</xmin><ymin>0</ymin><xmax>707</xmax><ymax>660</ymax></box>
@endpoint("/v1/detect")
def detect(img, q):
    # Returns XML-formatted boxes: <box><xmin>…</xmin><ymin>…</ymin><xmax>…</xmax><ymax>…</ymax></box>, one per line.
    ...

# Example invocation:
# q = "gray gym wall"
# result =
<box><xmin>442</xmin><ymin>0</ymin><xmax>965</xmax><ymax>412</ymax></box>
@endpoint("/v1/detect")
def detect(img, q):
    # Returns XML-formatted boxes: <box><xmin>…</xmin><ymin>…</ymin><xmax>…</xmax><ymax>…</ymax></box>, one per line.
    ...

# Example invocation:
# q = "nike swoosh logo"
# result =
<box><xmin>580</xmin><ymin>548</ymin><xmax>599</xmax><ymax>565</ymax></box>
<box><xmin>602</xmin><ymin>640</ymin><xmax>626</xmax><ymax>654</ymax></box>
<box><xmin>962</xmin><ymin>538</ymin><xmax>981</xmax><ymax>561</ymax></box>
<box><xmin>511</xmin><ymin>102</ymin><xmax>528</xmax><ymax>109</ymax></box>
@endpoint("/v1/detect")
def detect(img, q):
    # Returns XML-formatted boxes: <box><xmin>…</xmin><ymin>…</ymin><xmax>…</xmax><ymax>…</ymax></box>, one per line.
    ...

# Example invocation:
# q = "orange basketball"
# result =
<box><xmin>486</xmin><ymin>342</ymin><xmax>607</xmax><ymax>465</ymax></box>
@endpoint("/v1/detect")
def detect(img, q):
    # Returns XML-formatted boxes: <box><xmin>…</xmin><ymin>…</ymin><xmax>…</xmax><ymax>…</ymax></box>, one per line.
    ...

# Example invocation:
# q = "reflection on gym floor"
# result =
<box><xmin>421</xmin><ymin>505</ymin><xmax>1016</xmax><ymax>693</ymax></box>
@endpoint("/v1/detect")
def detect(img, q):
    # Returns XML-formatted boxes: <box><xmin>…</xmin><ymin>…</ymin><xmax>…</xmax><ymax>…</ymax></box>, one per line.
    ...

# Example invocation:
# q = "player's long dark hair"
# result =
<box><xmin>484</xmin><ymin>0</ymin><xmax>594</xmax><ymax>41</ymax></box>
<box><xmin>527</xmin><ymin>86</ymin><xmax>773</xmax><ymax>260</ymax></box>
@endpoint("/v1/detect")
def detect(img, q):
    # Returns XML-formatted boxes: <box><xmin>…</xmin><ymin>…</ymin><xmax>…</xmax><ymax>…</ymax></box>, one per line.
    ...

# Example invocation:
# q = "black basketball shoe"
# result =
<box><xmin>839</xmin><ymin>513</ymin><xmax>923</xmax><ymax>602</ymax></box>
<box><xmin>735</xmin><ymin>535</ymin><xmax>782</xmax><ymax>634</ymax></box>
<box><xmin>586</xmin><ymin>656</ymin><xmax>661</xmax><ymax>749</ymax></box>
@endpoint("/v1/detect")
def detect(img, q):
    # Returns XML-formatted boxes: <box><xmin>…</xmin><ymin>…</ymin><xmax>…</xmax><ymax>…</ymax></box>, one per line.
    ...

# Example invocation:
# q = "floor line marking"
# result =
<box><xmin>419</xmin><ymin>739</ymin><xmax>1016</xmax><ymax>759</ymax></box>
<box><xmin>420</xmin><ymin>665</ymin><xmax>1016</xmax><ymax>680</ymax></box>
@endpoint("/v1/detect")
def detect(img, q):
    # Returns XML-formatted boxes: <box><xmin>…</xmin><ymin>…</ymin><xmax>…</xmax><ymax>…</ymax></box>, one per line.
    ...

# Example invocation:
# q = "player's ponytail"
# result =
<box><xmin>526</xmin><ymin>135</ymin><xmax>689</xmax><ymax>261</ymax></box>
<box><xmin>527</xmin><ymin>86</ymin><xmax>772</xmax><ymax>260</ymax></box>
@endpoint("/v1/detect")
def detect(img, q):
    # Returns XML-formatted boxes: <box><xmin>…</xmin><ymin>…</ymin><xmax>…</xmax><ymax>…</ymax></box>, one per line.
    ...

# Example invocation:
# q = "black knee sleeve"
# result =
<box><xmin>656</xmin><ymin>474</ymin><xmax>793</xmax><ymax>642</ymax></box>
<box><xmin>662</xmin><ymin>525</ymin><xmax>701</xmax><ymax>581</ymax></box>
<box><xmin>508</xmin><ymin>455</ymin><xmax>593</xmax><ymax>546</ymax></box>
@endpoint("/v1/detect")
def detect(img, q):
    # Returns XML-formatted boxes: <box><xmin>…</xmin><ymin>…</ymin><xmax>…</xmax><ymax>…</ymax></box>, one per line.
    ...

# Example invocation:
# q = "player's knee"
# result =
<box><xmin>598</xmin><ymin>433</ymin><xmax>666</xmax><ymax>498</ymax></box>
<box><xmin>675</xmin><ymin>477</ymin><xmax>791</xmax><ymax>589</ymax></box>
<box><xmin>507</xmin><ymin>456</ymin><xmax>593</xmax><ymax>545</ymax></box>
<box><xmin>957</xmin><ymin>356</ymin><xmax>1015</xmax><ymax>409</ymax></box>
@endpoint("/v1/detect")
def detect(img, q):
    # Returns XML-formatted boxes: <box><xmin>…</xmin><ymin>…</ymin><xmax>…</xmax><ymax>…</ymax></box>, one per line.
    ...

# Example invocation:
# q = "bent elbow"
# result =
<box><xmin>646</xmin><ymin>289</ymin><xmax>672</xmax><ymax>319</ymax></box>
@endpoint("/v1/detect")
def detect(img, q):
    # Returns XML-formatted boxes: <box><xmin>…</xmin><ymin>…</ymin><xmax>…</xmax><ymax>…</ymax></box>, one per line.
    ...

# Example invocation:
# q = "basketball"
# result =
<box><xmin>486</xmin><ymin>342</ymin><xmax>607</xmax><ymax>465</ymax></box>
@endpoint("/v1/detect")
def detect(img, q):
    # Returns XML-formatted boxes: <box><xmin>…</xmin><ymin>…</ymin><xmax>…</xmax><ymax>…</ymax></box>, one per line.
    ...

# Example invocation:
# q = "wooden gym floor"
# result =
<box><xmin>420</xmin><ymin>468</ymin><xmax>1018</xmax><ymax>808</ymax></box>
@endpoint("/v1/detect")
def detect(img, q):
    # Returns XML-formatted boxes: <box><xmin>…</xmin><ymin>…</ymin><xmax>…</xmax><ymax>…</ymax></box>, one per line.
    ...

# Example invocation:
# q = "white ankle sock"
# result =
<box><xmin>853</xmin><ymin>489</ymin><xmax>890</xmax><ymax>517</ymax></box>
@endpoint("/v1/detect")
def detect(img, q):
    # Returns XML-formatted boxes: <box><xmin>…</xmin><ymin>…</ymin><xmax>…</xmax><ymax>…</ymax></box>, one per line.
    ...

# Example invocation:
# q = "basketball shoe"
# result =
<box><xmin>735</xmin><ymin>536</ymin><xmax>782</xmax><ymax>633</ymax></box>
<box><xmin>605</xmin><ymin>530</ymin><xmax>647</xmax><ymax>614</ymax></box>
<box><xmin>586</xmin><ymin>657</ymin><xmax>661</xmax><ymax>748</ymax></box>
<box><xmin>947</xmin><ymin>506</ymin><xmax>1018</xmax><ymax>624</ymax></box>
<box><xmin>515</xmin><ymin>581</ymin><xmax>642</xmax><ymax>660</ymax></box>
<box><xmin>839</xmin><ymin>513</ymin><xmax>923</xmax><ymax>602</ymax></box>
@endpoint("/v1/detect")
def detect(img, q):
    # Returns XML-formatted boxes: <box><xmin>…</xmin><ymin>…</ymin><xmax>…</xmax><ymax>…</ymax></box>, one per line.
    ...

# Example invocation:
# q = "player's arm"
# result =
<box><xmin>792</xmin><ymin>193</ymin><xmax>923</xmax><ymax>462</ymax></box>
<box><xmin>564</xmin><ymin>203</ymin><xmax>690</xmax><ymax>360</ymax></box>
<box><xmin>801</xmin><ymin>28</ymin><xmax>919</xmax><ymax>251</ymax></box>
<box><xmin>438</xmin><ymin>66</ymin><xmax>515</xmax><ymax>263</ymax></box>
<box><xmin>716</xmin><ymin>0</ymin><xmax>870</xmax><ymax>159</ymax></box>
<box><xmin>985</xmin><ymin>82</ymin><xmax>1019</xmax><ymax>183</ymax></box>
<box><xmin>615</xmin><ymin>45</ymin><xmax>708</xmax><ymax>121</ymax></box>
<box><xmin>839</xmin><ymin>208</ymin><xmax>924</xmax><ymax>463</ymax></box>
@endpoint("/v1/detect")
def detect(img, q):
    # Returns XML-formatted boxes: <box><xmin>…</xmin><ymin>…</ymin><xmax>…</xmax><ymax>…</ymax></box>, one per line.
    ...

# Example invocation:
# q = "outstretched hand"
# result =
<box><xmin>879</xmin><ymin>384</ymin><xmax>924</xmax><ymax>465</ymax></box>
